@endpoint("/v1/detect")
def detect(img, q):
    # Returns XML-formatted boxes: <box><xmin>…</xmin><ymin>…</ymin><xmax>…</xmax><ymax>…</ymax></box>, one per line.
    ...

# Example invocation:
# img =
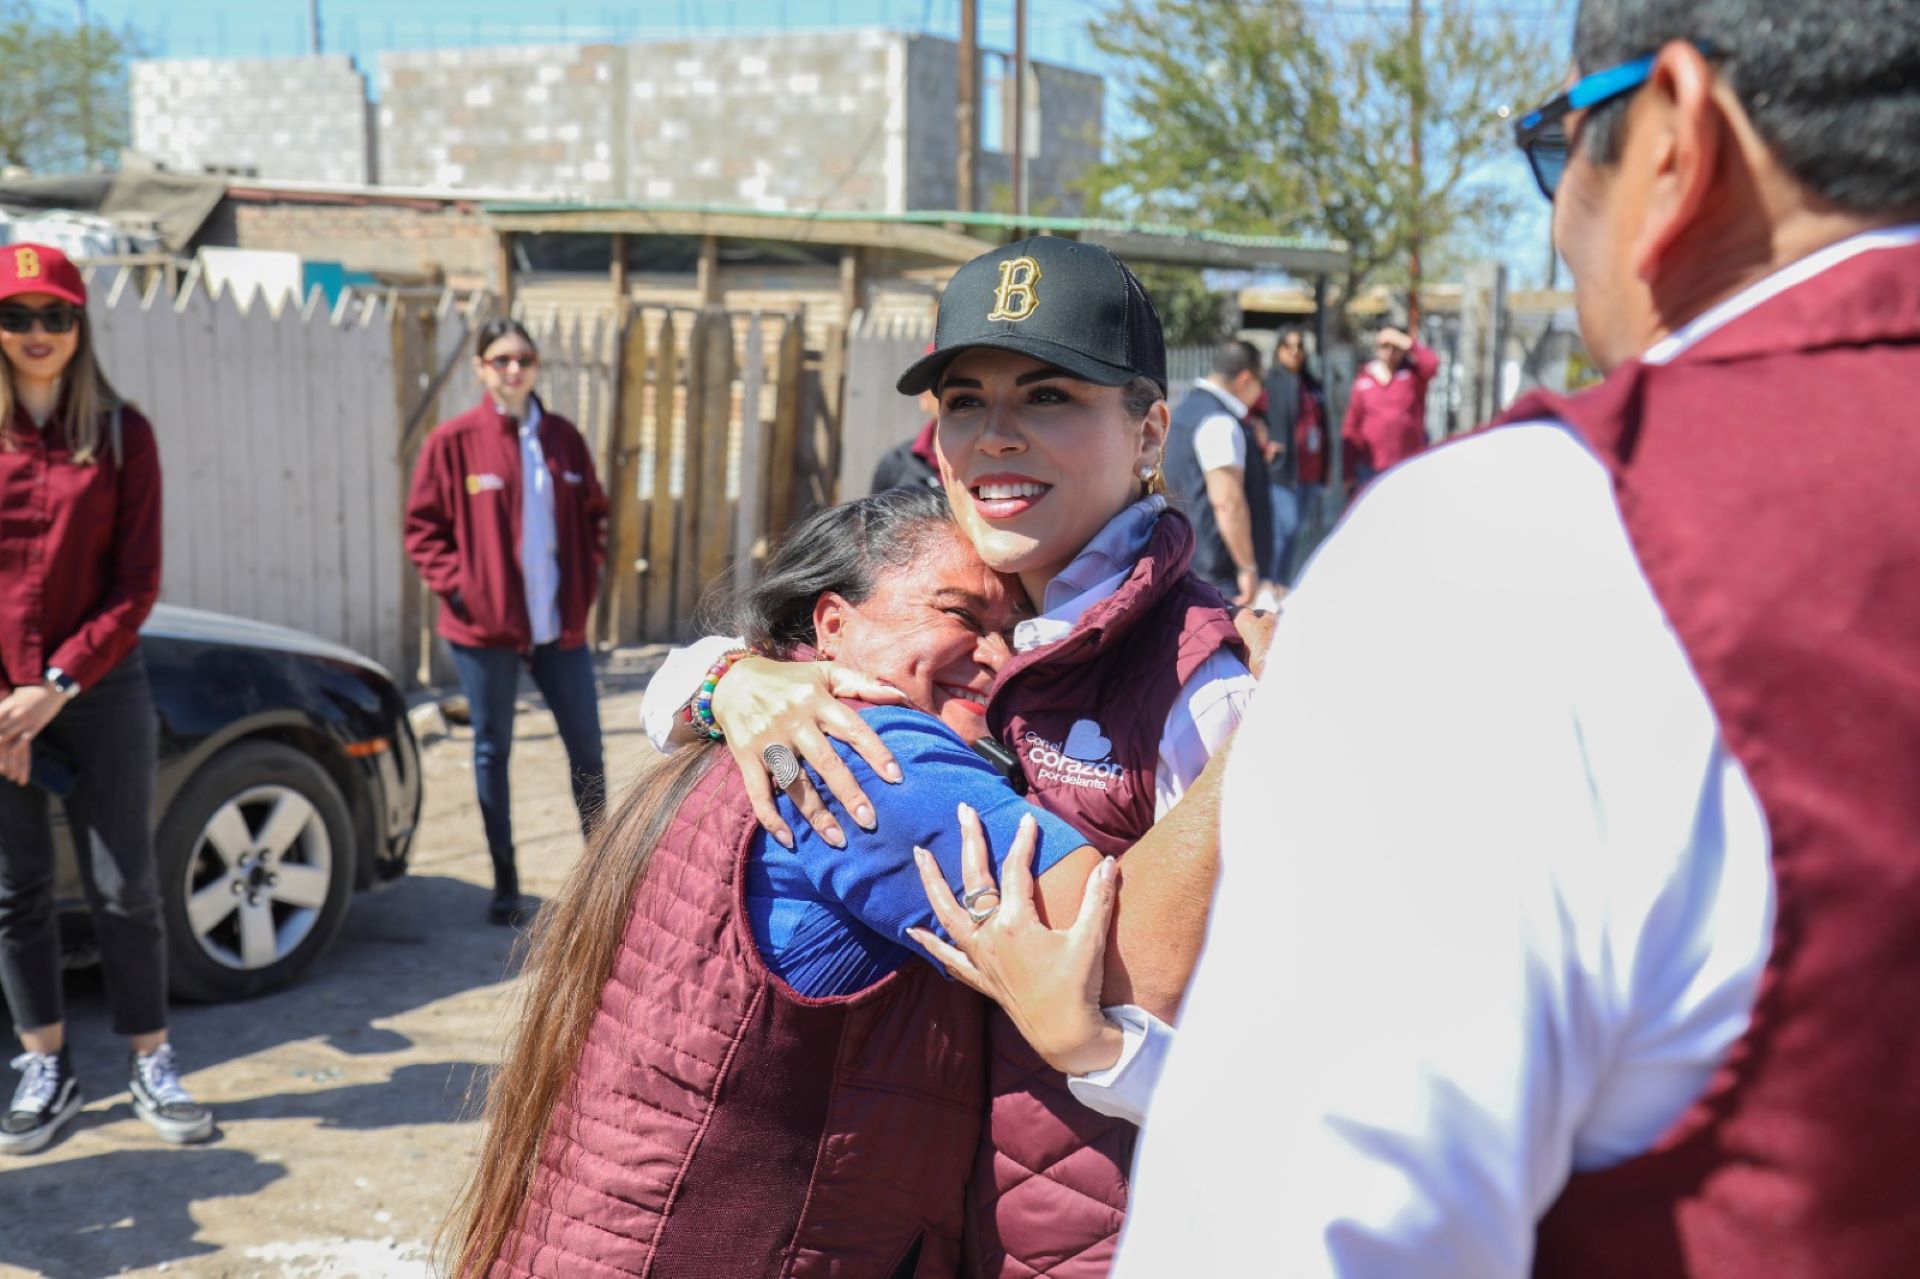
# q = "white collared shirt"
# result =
<box><xmin>1114</xmin><ymin>224</ymin><xmax>1920</xmax><ymax>1277</ymax></box>
<box><xmin>1189</xmin><ymin>377</ymin><xmax>1250</xmax><ymax>474</ymax></box>
<box><xmin>514</xmin><ymin>396</ymin><xmax>562</xmax><ymax>646</ymax></box>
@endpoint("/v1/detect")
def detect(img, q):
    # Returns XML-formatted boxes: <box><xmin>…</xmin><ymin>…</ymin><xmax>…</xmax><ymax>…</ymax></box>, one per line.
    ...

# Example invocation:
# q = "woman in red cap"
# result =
<box><xmin>0</xmin><ymin>243</ymin><xmax>212</xmax><ymax>1154</ymax></box>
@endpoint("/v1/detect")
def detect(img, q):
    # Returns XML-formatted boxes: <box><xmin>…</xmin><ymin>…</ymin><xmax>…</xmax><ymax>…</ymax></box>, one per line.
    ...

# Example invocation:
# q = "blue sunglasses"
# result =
<box><xmin>1513</xmin><ymin>42</ymin><xmax>1719</xmax><ymax>199</ymax></box>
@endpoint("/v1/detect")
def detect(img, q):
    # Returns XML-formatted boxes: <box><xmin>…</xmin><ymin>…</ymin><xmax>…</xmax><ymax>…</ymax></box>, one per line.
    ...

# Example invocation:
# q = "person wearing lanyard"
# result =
<box><xmin>404</xmin><ymin>319</ymin><xmax>609</xmax><ymax>928</ymax></box>
<box><xmin>0</xmin><ymin>243</ymin><xmax>213</xmax><ymax>1154</ymax></box>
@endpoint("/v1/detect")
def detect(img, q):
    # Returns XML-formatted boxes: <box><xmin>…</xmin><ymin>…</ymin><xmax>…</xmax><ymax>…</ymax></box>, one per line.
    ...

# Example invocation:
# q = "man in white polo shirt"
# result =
<box><xmin>1112</xmin><ymin>0</ymin><xmax>1920</xmax><ymax>1274</ymax></box>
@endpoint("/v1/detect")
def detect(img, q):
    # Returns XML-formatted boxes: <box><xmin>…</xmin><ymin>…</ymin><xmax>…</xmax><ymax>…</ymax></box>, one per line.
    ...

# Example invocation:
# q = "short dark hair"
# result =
<box><xmin>1121</xmin><ymin>374</ymin><xmax>1164</xmax><ymax>421</ymax></box>
<box><xmin>475</xmin><ymin>317</ymin><xmax>537</xmax><ymax>360</ymax></box>
<box><xmin>1573</xmin><ymin>0</ymin><xmax>1920</xmax><ymax>213</ymax></box>
<box><xmin>1276</xmin><ymin>326</ymin><xmax>1306</xmax><ymax>349</ymax></box>
<box><xmin>1211</xmin><ymin>339</ymin><xmax>1262</xmax><ymax>381</ymax></box>
<box><xmin>721</xmin><ymin>486</ymin><xmax>957</xmax><ymax>658</ymax></box>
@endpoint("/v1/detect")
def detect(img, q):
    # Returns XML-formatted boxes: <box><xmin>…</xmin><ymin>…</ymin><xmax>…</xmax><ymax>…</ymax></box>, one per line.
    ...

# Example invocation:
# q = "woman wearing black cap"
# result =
<box><xmin>0</xmin><ymin>242</ymin><xmax>213</xmax><ymax>1155</ymax></box>
<box><xmin>638</xmin><ymin>237</ymin><xmax>1255</xmax><ymax>1276</ymax></box>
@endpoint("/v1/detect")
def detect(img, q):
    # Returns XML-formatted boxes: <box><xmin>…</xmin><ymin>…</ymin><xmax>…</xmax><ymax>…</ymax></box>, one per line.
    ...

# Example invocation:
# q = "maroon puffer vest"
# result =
<box><xmin>496</xmin><ymin>753</ymin><xmax>987</xmax><ymax>1279</ymax></box>
<box><xmin>1502</xmin><ymin>236</ymin><xmax>1920</xmax><ymax>1277</ymax></box>
<box><xmin>969</xmin><ymin>509</ymin><xmax>1245</xmax><ymax>1278</ymax></box>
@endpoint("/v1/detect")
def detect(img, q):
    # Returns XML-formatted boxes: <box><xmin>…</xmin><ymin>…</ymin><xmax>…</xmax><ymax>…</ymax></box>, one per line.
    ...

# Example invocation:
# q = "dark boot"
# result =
<box><xmin>487</xmin><ymin>849</ymin><xmax>533</xmax><ymax>928</ymax></box>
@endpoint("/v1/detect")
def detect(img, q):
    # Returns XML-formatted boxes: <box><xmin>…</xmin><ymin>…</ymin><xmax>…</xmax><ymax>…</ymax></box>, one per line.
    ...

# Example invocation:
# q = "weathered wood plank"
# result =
<box><xmin>766</xmin><ymin>315</ymin><xmax>806</xmax><ymax>541</ymax></box>
<box><xmin>603</xmin><ymin>306</ymin><xmax>647</xmax><ymax>647</ymax></box>
<box><xmin>641</xmin><ymin>312</ymin><xmax>679</xmax><ymax>639</ymax></box>
<box><xmin>733</xmin><ymin>317</ymin><xmax>767</xmax><ymax>595</ymax></box>
<box><xmin>690</xmin><ymin>308</ymin><xmax>737</xmax><ymax>625</ymax></box>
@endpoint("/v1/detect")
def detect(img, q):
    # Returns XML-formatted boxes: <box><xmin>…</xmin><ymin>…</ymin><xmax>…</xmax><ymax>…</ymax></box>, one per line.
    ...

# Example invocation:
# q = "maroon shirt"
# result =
<box><xmin>0</xmin><ymin>405</ymin><xmax>162</xmax><ymax>692</ymax></box>
<box><xmin>1341</xmin><ymin>342</ymin><xmax>1438</xmax><ymax>475</ymax></box>
<box><xmin>404</xmin><ymin>397</ymin><xmax>608</xmax><ymax>651</ymax></box>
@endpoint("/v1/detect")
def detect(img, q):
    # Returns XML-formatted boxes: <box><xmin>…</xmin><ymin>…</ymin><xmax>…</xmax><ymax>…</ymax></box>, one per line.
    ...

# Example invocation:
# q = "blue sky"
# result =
<box><xmin>84</xmin><ymin>0</ymin><xmax>1108</xmax><ymax>69</ymax></box>
<box><xmin>82</xmin><ymin>0</ymin><xmax>1568</xmax><ymax>285</ymax></box>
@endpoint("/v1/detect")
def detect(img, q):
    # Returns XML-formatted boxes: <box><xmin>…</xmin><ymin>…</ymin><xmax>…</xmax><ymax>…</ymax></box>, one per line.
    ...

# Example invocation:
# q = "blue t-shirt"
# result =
<box><xmin>746</xmin><ymin>705</ymin><xmax>1090</xmax><ymax>997</ymax></box>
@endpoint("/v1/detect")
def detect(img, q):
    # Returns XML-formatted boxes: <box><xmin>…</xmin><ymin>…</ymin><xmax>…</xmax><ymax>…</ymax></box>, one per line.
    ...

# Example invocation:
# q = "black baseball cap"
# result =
<box><xmin>897</xmin><ymin>237</ymin><xmax>1168</xmax><ymax>396</ymax></box>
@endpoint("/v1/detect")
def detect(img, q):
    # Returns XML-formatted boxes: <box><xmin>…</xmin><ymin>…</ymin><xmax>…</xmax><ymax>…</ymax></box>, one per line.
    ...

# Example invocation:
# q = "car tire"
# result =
<box><xmin>156</xmin><ymin>741</ymin><xmax>357</xmax><ymax>1002</ymax></box>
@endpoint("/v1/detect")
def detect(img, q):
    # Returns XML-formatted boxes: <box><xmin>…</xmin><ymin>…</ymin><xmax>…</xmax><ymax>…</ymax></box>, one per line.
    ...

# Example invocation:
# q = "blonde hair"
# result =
<box><xmin>0</xmin><ymin>315</ymin><xmax>127</xmax><ymax>464</ymax></box>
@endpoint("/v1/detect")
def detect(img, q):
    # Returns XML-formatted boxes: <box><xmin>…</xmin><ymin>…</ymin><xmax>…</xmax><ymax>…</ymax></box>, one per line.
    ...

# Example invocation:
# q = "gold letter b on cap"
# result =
<box><xmin>13</xmin><ymin>247</ymin><xmax>41</xmax><ymax>279</ymax></box>
<box><xmin>987</xmin><ymin>257</ymin><xmax>1042</xmax><ymax>323</ymax></box>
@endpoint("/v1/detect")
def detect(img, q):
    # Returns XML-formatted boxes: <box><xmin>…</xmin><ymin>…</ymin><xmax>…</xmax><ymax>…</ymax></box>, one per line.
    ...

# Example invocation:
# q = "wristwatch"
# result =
<box><xmin>43</xmin><ymin>667</ymin><xmax>81</xmax><ymax>700</ymax></box>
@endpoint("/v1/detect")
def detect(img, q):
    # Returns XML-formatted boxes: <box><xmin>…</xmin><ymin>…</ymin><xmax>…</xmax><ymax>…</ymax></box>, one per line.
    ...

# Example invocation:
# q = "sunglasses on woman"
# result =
<box><xmin>1512</xmin><ymin>41</ymin><xmax>1719</xmax><ymax>200</ymax></box>
<box><xmin>0</xmin><ymin>303</ymin><xmax>81</xmax><ymax>335</ymax></box>
<box><xmin>484</xmin><ymin>353</ymin><xmax>538</xmax><ymax>371</ymax></box>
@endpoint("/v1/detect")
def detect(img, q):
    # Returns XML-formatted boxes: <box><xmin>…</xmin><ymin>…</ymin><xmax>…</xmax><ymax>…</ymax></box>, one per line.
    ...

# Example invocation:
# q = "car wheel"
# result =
<box><xmin>156</xmin><ymin>741</ymin><xmax>357</xmax><ymax>1002</ymax></box>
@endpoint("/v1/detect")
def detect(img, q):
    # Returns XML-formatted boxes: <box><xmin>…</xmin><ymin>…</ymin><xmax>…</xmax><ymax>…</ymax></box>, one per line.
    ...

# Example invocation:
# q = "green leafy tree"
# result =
<box><xmin>0</xmin><ymin>1</ymin><xmax>143</xmax><ymax>172</ymax></box>
<box><xmin>1134</xmin><ymin>265</ymin><xmax>1231</xmax><ymax>347</ymax></box>
<box><xmin>1084</xmin><ymin>0</ymin><xmax>1561</xmax><ymax>329</ymax></box>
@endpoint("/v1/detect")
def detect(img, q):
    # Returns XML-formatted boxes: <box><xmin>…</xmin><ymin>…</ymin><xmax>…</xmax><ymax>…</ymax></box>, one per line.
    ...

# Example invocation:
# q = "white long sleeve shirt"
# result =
<box><xmin>1102</xmin><ymin>228</ymin><xmax>1920</xmax><ymax>1274</ymax></box>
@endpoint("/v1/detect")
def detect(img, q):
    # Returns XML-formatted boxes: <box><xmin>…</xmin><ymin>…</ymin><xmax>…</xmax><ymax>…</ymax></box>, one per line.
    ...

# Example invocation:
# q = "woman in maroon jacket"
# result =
<box><xmin>0</xmin><ymin>243</ymin><xmax>212</xmax><ymax>1154</ymax></box>
<box><xmin>404</xmin><ymin>319</ymin><xmax>609</xmax><ymax>927</ymax></box>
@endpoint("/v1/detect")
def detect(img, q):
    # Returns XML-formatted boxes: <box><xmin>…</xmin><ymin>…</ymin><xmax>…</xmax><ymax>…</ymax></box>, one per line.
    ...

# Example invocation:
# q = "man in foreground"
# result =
<box><xmin>1115</xmin><ymin>1</ymin><xmax>1920</xmax><ymax>1273</ymax></box>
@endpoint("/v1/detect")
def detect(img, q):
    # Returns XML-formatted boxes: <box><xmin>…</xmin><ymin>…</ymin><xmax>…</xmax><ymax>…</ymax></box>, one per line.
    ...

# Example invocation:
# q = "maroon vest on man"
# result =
<box><xmin>1494</xmin><ymin>237</ymin><xmax>1920</xmax><ymax>1278</ymax></box>
<box><xmin>968</xmin><ymin>509</ymin><xmax>1245</xmax><ymax>1278</ymax></box>
<box><xmin>496</xmin><ymin>754</ymin><xmax>986</xmax><ymax>1279</ymax></box>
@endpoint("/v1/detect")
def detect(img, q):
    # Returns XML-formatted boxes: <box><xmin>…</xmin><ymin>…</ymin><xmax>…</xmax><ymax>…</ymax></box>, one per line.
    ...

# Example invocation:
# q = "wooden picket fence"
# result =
<box><xmin>83</xmin><ymin>264</ymin><xmax>834</xmax><ymax>685</ymax></box>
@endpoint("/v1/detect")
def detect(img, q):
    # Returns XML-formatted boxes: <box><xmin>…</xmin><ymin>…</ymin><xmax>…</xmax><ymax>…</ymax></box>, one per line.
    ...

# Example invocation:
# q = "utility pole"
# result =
<box><xmin>308</xmin><ymin>0</ymin><xmax>323</xmax><ymax>54</ymax></box>
<box><xmin>75</xmin><ymin>0</ymin><xmax>96</xmax><ymax>168</ymax></box>
<box><xmin>1011</xmin><ymin>0</ymin><xmax>1028</xmax><ymax>219</ymax></box>
<box><xmin>1407</xmin><ymin>0</ymin><xmax>1424</xmax><ymax>334</ymax></box>
<box><xmin>956</xmin><ymin>0</ymin><xmax>977</xmax><ymax>212</ymax></box>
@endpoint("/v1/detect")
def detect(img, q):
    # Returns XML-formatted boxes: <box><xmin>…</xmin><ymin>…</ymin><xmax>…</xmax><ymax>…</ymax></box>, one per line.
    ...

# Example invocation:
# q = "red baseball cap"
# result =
<box><xmin>0</xmin><ymin>242</ymin><xmax>87</xmax><ymax>307</ymax></box>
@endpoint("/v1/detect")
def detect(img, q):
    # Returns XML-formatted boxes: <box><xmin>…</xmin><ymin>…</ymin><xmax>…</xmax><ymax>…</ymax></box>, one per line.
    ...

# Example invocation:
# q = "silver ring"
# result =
<box><xmin>762</xmin><ymin>743</ymin><xmax>802</xmax><ymax>791</ymax></box>
<box><xmin>961</xmin><ymin>886</ymin><xmax>1002</xmax><ymax>926</ymax></box>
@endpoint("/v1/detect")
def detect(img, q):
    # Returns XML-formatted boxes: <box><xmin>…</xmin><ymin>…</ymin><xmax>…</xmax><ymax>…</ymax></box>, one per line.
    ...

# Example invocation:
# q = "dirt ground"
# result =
<box><xmin>0</xmin><ymin>662</ymin><xmax>664</xmax><ymax>1279</ymax></box>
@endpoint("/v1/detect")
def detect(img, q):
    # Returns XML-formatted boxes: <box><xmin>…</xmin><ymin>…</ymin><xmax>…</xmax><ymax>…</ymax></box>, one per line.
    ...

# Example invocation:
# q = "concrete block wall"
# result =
<box><xmin>625</xmin><ymin>30</ymin><xmax>901</xmax><ymax>211</ymax></box>
<box><xmin>131</xmin><ymin>55</ymin><xmax>373</xmax><ymax>185</ymax></box>
<box><xmin>905</xmin><ymin>38</ymin><xmax>1102</xmax><ymax>215</ymax></box>
<box><xmin>976</xmin><ymin>63</ymin><xmax>1103</xmax><ymax>216</ymax></box>
<box><xmin>134</xmin><ymin>32</ymin><xmax>1101</xmax><ymax>215</ymax></box>
<box><xmin>378</xmin><ymin>44</ymin><xmax>626</xmax><ymax>198</ymax></box>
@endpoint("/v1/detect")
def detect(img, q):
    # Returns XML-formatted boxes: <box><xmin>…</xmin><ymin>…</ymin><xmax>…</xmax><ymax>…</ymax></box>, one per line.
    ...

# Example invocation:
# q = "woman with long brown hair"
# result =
<box><xmin>0</xmin><ymin>242</ymin><xmax>212</xmax><ymax>1154</ymax></box>
<box><xmin>446</xmin><ymin>485</ymin><xmax>1124</xmax><ymax>1278</ymax></box>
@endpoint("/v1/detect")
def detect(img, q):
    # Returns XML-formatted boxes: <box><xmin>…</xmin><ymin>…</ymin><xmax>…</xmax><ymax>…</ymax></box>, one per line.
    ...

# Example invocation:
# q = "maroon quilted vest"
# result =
<box><xmin>1503</xmin><ymin>236</ymin><xmax>1920</xmax><ymax>1277</ymax></box>
<box><xmin>969</xmin><ymin>508</ymin><xmax>1245</xmax><ymax>1278</ymax></box>
<box><xmin>495</xmin><ymin>753</ymin><xmax>987</xmax><ymax>1279</ymax></box>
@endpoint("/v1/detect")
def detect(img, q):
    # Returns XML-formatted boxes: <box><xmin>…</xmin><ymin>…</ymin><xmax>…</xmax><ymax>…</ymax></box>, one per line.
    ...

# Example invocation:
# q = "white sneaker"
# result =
<box><xmin>0</xmin><ymin>1050</ymin><xmax>83</xmax><ymax>1155</ymax></box>
<box><xmin>129</xmin><ymin>1043</ymin><xmax>213</xmax><ymax>1144</ymax></box>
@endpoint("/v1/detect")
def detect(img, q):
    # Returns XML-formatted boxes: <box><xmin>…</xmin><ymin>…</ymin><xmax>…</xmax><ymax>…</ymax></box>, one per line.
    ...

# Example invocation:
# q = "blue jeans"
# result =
<box><xmin>448</xmin><ymin>641</ymin><xmax>606</xmax><ymax>895</ymax></box>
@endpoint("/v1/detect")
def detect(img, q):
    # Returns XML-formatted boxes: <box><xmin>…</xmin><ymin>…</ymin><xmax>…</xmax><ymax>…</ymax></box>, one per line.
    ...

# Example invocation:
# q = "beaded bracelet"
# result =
<box><xmin>685</xmin><ymin>648</ymin><xmax>752</xmax><ymax>741</ymax></box>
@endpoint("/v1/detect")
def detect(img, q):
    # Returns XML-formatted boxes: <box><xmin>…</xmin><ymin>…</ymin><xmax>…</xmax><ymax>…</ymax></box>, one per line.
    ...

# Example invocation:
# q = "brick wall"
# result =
<box><xmin>230</xmin><ymin>202</ymin><xmax>495</xmax><ymax>286</ymax></box>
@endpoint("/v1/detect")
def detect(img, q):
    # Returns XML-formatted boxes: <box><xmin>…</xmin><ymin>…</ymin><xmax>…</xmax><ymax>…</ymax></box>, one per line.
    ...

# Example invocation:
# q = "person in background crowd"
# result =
<box><xmin>1340</xmin><ymin>323</ymin><xmax>1438</xmax><ymax>487</ymax></box>
<box><xmin>1162</xmin><ymin>339</ymin><xmax>1273</xmax><ymax>604</ymax></box>
<box><xmin>869</xmin><ymin>343</ymin><xmax>944</xmax><ymax>493</ymax></box>
<box><xmin>1109</xmin><ymin>1</ymin><xmax>1920</xmax><ymax>1273</ymax></box>
<box><xmin>1261</xmin><ymin>325</ymin><xmax>1327</xmax><ymax>584</ymax></box>
<box><xmin>404</xmin><ymin>319</ymin><xmax>609</xmax><ymax>928</ymax></box>
<box><xmin>0</xmin><ymin>243</ymin><xmax>213</xmax><ymax>1154</ymax></box>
